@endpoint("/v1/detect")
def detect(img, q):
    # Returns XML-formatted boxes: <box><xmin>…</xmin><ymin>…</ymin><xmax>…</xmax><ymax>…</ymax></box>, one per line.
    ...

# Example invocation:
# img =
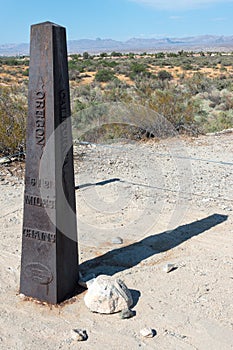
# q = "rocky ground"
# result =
<box><xmin>0</xmin><ymin>133</ymin><xmax>233</xmax><ymax>349</ymax></box>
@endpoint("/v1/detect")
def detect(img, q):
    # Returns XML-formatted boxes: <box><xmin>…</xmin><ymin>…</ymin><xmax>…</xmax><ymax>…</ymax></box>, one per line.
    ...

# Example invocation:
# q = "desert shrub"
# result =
<box><xmin>0</xmin><ymin>85</ymin><xmax>27</xmax><ymax>155</ymax></box>
<box><xmin>157</xmin><ymin>70</ymin><xmax>173</xmax><ymax>81</ymax></box>
<box><xmin>218</xmin><ymin>90</ymin><xmax>233</xmax><ymax>110</ymax></box>
<box><xmin>69</xmin><ymin>57</ymin><xmax>97</xmax><ymax>73</ymax></box>
<box><xmin>1</xmin><ymin>76</ymin><xmax>12</xmax><ymax>83</ymax></box>
<box><xmin>95</xmin><ymin>69</ymin><xmax>116</xmax><ymax>82</ymax></box>
<box><xmin>167</xmin><ymin>52</ymin><xmax>178</xmax><ymax>58</ymax></box>
<box><xmin>220</xmin><ymin>65</ymin><xmax>227</xmax><ymax>72</ymax></box>
<box><xmin>72</xmin><ymin>103</ymin><xmax>109</xmax><ymax>138</ymax></box>
<box><xmin>111</xmin><ymin>51</ymin><xmax>122</xmax><ymax>57</ymax></box>
<box><xmin>83</xmin><ymin>52</ymin><xmax>90</xmax><ymax>60</ymax></box>
<box><xmin>134</xmin><ymin>79</ymin><xmax>161</xmax><ymax>99</ymax></box>
<box><xmin>0</xmin><ymin>57</ymin><xmax>30</xmax><ymax>66</ymax></box>
<box><xmin>100</xmin><ymin>52</ymin><xmax>108</xmax><ymax>58</ymax></box>
<box><xmin>130</xmin><ymin>62</ymin><xmax>147</xmax><ymax>74</ymax></box>
<box><xmin>154</xmin><ymin>52</ymin><xmax>165</xmax><ymax>58</ymax></box>
<box><xmin>182</xmin><ymin>63</ymin><xmax>193</xmax><ymax>70</ymax></box>
<box><xmin>68</xmin><ymin>60</ymin><xmax>79</xmax><ymax>70</ymax></box>
<box><xmin>69</xmin><ymin>69</ymin><xmax>81</xmax><ymax>81</ymax></box>
<box><xmin>149</xmin><ymin>87</ymin><xmax>201</xmax><ymax>134</ymax></box>
<box><xmin>207</xmin><ymin>89</ymin><xmax>221</xmax><ymax>107</ymax></box>
<box><xmin>73</xmin><ymin>99</ymin><xmax>86</xmax><ymax>111</ymax></box>
<box><xmin>103</xmin><ymin>81</ymin><xmax>133</xmax><ymax>103</ymax></box>
<box><xmin>22</xmin><ymin>68</ymin><xmax>29</xmax><ymax>76</ymax></box>
<box><xmin>114</xmin><ymin>61</ymin><xmax>131</xmax><ymax>75</ymax></box>
<box><xmin>129</xmin><ymin>62</ymin><xmax>152</xmax><ymax>80</ymax></box>
<box><xmin>0</xmin><ymin>57</ymin><xmax>19</xmax><ymax>66</ymax></box>
<box><xmin>23</xmin><ymin>59</ymin><xmax>30</xmax><ymax>66</ymax></box>
<box><xmin>210</xmin><ymin>76</ymin><xmax>233</xmax><ymax>91</ymax></box>
<box><xmin>70</xmin><ymin>54</ymin><xmax>82</xmax><ymax>60</ymax></box>
<box><xmin>100</xmin><ymin>60</ymin><xmax>118</xmax><ymax>68</ymax></box>
<box><xmin>203</xmin><ymin>111</ymin><xmax>233</xmax><ymax>132</ymax></box>
<box><xmin>71</xmin><ymin>83</ymin><xmax>104</xmax><ymax>111</ymax></box>
<box><xmin>127</xmin><ymin>53</ymin><xmax>135</xmax><ymax>59</ymax></box>
<box><xmin>185</xmin><ymin>72</ymin><xmax>212</xmax><ymax>94</ymax></box>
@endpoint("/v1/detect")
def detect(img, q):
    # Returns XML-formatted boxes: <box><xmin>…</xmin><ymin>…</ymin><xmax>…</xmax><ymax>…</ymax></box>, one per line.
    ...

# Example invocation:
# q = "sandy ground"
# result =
<box><xmin>0</xmin><ymin>134</ymin><xmax>233</xmax><ymax>350</ymax></box>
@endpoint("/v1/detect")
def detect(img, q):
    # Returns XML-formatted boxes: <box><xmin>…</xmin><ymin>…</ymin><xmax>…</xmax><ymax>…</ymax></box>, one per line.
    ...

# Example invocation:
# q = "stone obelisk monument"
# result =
<box><xmin>20</xmin><ymin>22</ymin><xmax>78</xmax><ymax>304</ymax></box>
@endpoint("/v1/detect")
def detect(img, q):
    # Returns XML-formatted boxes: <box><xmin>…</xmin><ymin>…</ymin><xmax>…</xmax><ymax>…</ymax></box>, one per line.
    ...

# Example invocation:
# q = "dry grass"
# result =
<box><xmin>148</xmin><ymin>63</ymin><xmax>233</xmax><ymax>80</ymax></box>
<box><xmin>0</xmin><ymin>65</ymin><xmax>28</xmax><ymax>86</ymax></box>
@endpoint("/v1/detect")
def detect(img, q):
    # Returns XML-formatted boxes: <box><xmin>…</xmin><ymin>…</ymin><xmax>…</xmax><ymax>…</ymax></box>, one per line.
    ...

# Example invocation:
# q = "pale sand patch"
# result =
<box><xmin>0</xmin><ymin>134</ymin><xmax>232</xmax><ymax>349</ymax></box>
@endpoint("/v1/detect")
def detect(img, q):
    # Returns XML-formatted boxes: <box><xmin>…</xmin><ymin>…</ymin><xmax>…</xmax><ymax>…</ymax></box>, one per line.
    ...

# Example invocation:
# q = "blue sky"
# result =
<box><xmin>0</xmin><ymin>0</ymin><xmax>233</xmax><ymax>44</ymax></box>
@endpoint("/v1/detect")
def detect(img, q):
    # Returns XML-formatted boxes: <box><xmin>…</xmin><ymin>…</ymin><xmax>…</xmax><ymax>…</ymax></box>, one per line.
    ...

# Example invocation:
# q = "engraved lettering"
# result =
<box><xmin>35</xmin><ymin>110</ymin><xmax>45</xmax><ymax>118</ymax></box>
<box><xmin>25</xmin><ymin>195</ymin><xmax>33</xmax><ymax>205</ymax></box>
<box><xmin>60</xmin><ymin>90</ymin><xmax>67</xmax><ymax>120</ymax></box>
<box><xmin>25</xmin><ymin>177</ymin><xmax>54</xmax><ymax>189</ymax></box>
<box><xmin>36</xmin><ymin>128</ymin><xmax>44</xmax><ymax>136</ymax></box>
<box><xmin>31</xmin><ymin>178</ymin><xmax>36</xmax><ymax>186</ymax></box>
<box><xmin>25</xmin><ymin>194</ymin><xmax>55</xmax><ymax>209</ymax></box>
<box><xmin>36</xmin><ymin>119</ymin><xmax>45</xmax><ymax>128</ymax></box>
<box><xmin>36</xmin><ymin>91</ymin><xmax>45</xmax><ymax>99</ymax></box>
<box><xmin>36</xmin><ymin>100</ymin><xmax>45</xmax><ymax>109</ymax></box>
<box><xmin>59</xmin><ymin>89</ymin><xmax>70</xmax><ymax>166</ymax></box>
<box><xmin>35</xmin><ymin>87</ymin><xmax>46</xmax><ymax>146</ymax></box>
<box><xmin>23</xmin><ymin>227</ymin><xmax>56</xmax><ymax>243</ymax></box>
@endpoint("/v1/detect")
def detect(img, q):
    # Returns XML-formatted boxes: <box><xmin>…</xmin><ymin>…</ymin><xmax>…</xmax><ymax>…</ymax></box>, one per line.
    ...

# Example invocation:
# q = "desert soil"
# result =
<box><xmin>0</xmin><ymin>133</ymin><xmax>233</xmax><ymax>350</ymax></box>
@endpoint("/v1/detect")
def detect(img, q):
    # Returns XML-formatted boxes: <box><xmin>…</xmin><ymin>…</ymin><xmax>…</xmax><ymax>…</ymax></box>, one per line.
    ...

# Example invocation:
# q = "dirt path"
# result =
<box><xmin>0</xmin><ymin>134</ymin><xmax>232</xmax><ymax>349</ymax></box>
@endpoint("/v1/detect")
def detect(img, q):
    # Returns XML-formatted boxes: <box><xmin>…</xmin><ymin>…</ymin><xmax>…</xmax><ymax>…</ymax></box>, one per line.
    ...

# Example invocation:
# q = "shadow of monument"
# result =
<box><xmin>130</xmin><ymin>289</ymin><xmax>141</xmax><ymax>308</ymax></box>
<box><xmin>80</xmin><ymin>213</ymin><xmax>228</xmax><ymax>276</ymax></box>
<box><xmin>75</xmin><ymin>178</ymin><xmax>120</xmax><ymax>190</ymax></box>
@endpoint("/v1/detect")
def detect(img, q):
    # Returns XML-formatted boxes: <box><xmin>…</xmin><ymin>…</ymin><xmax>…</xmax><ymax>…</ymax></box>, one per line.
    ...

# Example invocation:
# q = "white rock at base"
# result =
<box><xmin>140</xmin><ymin>327</ymin><xmax>155</xmax><ymax>338</ymax></box>
<box><xmin>18</xmin><ymin>293</ymin><xmax>25</xmax><ymax>299</ymax></box>
<box><xmin>84</xmin><ymin>275</ymin><xmax>133</xmax><ymax>314</ymax></box>
<box><xmin>111</xmin><ymin>236</ymin><xmax>123</xmax><ymax>244</ymax></box>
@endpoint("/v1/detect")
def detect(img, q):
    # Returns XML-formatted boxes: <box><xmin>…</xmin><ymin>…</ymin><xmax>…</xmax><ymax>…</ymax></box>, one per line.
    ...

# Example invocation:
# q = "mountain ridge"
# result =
<box><xmin>1</xmin><ymin>35</ymin><xmax>233</xmax><ymax>56</ymax></box>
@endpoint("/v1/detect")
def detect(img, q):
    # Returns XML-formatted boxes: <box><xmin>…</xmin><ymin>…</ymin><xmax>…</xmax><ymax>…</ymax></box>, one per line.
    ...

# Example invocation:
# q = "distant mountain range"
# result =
<box><xmin>1</xmin><ymin>35</ymin><xmax>233</xmax><ymax>56</ymax></box>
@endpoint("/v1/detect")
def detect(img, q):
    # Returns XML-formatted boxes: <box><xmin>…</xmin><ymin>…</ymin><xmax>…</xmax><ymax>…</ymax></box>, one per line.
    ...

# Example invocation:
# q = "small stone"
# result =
<box><xmin>222</xmin><ymin>206</ymin><xmax>232</xmax><ymax>211</ymax></box>
<box><xmin>140</xmin><ymin>327</ymin><xmax>155</xmax><ymax>338</ymax></box>
<box><xmin>163</xmin><ymin>263</ymin><xmax>176</xmax><ymax>273</ymax></box>
<box><xmin>120</xmin><ymin>308</ymin><xmax>135</xmax><ymax>319</ymax></box>
<box><xmin>111</xmin><ymin>237</ymin><xmax>123</xmax><ymax>244</ymax></box>
<box><xmin>0</xmin><ymin>157</ymin><xmax>10</xmax><ymax>164</ymax></box>
<box><xmin>84</xmin><ymin>275</ymin><xmax>133</xmax><ymax>314</ymax></box>
<box><xmin>71</xmin><ymin>329</ymin><xmax>88</xmax><ymax>341</ymax></box>
<box><xmin>18</xmin><ymin>293</ymin><xmax>25</xmax><ymax>299</ymax></box>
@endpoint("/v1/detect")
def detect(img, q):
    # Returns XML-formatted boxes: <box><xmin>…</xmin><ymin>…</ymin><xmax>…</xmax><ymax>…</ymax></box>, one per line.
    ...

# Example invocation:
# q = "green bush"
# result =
<box><xmin>100</xmin><ymin>52</ymin><xmax>107</xmax><ymax>58</ymax></box>
<box><xmin>129</xmin><ymin>62</ymin><xmax>152</xmax><ymax>80</ymax></box>
<box><xmin>149</xmin><ymin>87</ymin><xmax>201</xmax><ymax>134</ymax></box>
<box><xmin>22</xmin><ymin>68</ymin><xmax>29</xmax><ymax>76</ymax></box>
<box><xmin>203</xmin><ymin>111</ymin><xmax>233</xmax><ymax>132</ymax></box>
<box><xmin>83</xmin><ymin>52</ymin><xmax>90</xmax><ymax>60</ymax></box>
<box><xmin>95</xmin><ymin>69</ymin><xmax>116</xmax><ymax>82</ymax></box>
<box><xmin>101</xmin><ymin>60</ymin><xmax>118</xmax><ymax>68</ymax></box>
<box><xmin>130</xmin><ymin>62</ymin><xmax>147</xmax><ymax>74</ymax></box>
<box><xmin>0</xmin><ymin>85</ymin><xmax>27</xmax><ymax>155</ymax></box>
<box><xmin>157</xmin><ymin>70</ymin><xmax>173</xmax><ymax>81</ymax></box>
<box><xmin>111</xmin><ymin>51</ymin><xmax>122</xmax><ymax>57</ymax></box>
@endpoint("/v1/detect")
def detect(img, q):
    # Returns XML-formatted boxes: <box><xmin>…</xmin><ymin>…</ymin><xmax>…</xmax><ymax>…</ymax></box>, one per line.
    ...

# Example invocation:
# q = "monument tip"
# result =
<box><xmin>31</xmin><ymin>21</ymin><xmax>64</xmax><ymax>28</ymax></box>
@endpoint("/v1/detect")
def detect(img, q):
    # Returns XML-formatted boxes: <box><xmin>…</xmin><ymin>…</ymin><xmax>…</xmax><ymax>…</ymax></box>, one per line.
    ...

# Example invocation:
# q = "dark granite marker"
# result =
<box><xmin>20</xmin><ymin>22</ymin><xmax>78</xmax><ymax>304</ymax></box>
